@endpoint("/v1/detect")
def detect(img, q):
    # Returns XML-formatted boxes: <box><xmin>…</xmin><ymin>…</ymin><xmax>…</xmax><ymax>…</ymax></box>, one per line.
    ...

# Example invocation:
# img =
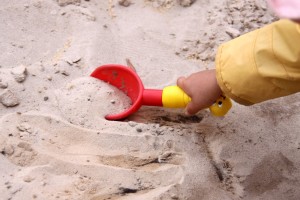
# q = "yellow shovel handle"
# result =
<box><xmin>162</xmin><ymin>86</ymin><xmax>232</xmax><ymax>116</ymax></box>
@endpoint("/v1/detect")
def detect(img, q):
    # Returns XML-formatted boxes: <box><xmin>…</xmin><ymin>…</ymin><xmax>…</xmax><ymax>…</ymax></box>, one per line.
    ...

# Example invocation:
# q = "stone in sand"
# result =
<box><xmin>225</xmin><ymin>27</ymin><xmax>241</xmax><ymax>38</ymax></box>
<box><xmin>0</xmin><ymin>89</ymin><xmax>20</xmax><ymax>107</ymax></box>
<box><xmin>119</xmin><ymin>0</ymin><xmax>132</xmax><ymax>7</ymax></box>
<box><xmin>11</xmin><ymin>65</ymin><xmax>27</xmax><ymax>83</ymax></box>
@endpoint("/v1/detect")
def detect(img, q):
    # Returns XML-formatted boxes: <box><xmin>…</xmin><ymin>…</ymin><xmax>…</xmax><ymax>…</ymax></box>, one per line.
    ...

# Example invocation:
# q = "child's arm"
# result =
<box><xmin>216</xmin><ymin>19</ymin><xmax>300</xmax><ymax>105</ymax></box>
<box><xmin>178</xmin><ymin>19</ymin><xmax>300</xmax><ymax>115</ymax></box>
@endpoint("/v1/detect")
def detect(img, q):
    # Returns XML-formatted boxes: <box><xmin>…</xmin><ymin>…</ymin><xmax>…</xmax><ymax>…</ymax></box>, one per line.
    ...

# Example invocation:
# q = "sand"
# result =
<box><xmin>0</xmin><ymin>0</ymin><xmax>300</xmax><ymax>200</ymax></box>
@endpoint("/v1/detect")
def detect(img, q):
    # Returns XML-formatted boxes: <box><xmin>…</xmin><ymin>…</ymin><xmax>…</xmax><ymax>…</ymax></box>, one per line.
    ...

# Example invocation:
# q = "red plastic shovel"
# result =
<box><xmin>91</xmin><ymin>64</ymin><xmax>232</xmax><ymax>120</ymax></box>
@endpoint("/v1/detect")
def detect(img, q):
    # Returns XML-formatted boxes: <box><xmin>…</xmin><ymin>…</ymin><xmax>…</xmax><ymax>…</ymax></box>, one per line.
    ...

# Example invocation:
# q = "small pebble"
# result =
<box><xmin>182</xmin><ymin>46</ymin><xmax>189</xmax><ymax>51</ymax></box>
<box><xmin>11</xmin><ymin>65</ymin><xmax>27</xmax><ymax>83</ymax></box>
<box><xmin>0</xmin><ymin>89</ymin><xmax>20</xmax><ymax>107</ymax></box>
<box><xmin>136</xmin><ymin>127</ymin><xmax>143</xmax><ymax>132</ymax></box>
<box><xmin>118</xmin><ymin>0</ymin><xmax>131</xmax><ymax>7</ymax></box>
<box><xmin>225</xmin><ymin>27</ymin><xmax>241</xmax><ymax>38</ymax></box>
<box><xmin>47</xmin><ymin>75</ymin><xmax>52</xmax><ymax>81</ymax></box>
<box><xmin>128</xmin><ymin>121</ymin><xmax>137</xmax><ymax>127</ymax></box>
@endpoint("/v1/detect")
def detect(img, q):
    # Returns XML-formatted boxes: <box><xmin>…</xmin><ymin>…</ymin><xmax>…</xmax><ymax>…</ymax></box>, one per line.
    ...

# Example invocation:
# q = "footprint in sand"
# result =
<box><xmin>0</xmin><ymin>113</ymin><xmax>187</xmax><ymax>199</ymax></box>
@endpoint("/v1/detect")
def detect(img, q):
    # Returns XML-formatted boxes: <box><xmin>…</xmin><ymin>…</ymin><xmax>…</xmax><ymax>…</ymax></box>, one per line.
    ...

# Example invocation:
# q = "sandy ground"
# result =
<box><xmin>0</xmin><ymin>0</ymin><xmax>300</xmax><ymax>199</ymax></box>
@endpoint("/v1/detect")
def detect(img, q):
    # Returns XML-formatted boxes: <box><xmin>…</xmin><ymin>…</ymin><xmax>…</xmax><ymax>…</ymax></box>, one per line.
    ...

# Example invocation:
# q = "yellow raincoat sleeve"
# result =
<box><xmin>216</xmin><ymin>19</ymin><xmax>300</xmax><ymax>105</ymax></box>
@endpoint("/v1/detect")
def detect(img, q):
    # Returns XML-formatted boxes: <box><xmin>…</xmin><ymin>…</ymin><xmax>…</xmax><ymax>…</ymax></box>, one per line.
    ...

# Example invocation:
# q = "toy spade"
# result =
<box><xmin>91</xmin><ymin>64</ymin><xmax>232</xmax><ymax>120</ymax></box>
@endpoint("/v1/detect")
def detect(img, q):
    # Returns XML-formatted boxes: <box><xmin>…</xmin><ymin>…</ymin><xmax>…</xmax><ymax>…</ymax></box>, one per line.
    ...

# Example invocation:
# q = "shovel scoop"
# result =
<box><xmin>91</xmin><ymin>64</ymin><xmax>232</xmax><ymax>120</ymax></box>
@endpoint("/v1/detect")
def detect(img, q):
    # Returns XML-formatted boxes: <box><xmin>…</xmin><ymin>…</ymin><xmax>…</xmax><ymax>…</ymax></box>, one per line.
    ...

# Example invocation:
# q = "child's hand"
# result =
<box><xmin>177</xmin><ymin>69</ymin><xmax>222</xmax><ymax>115</ymax></box>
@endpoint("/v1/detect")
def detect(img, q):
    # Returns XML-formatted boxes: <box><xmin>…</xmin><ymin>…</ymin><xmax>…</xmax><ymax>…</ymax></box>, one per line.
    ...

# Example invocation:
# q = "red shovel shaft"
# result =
<box><xmin>142</xmin><ymin>89</ymin><xmax>163</xmax><ymax>106</ymax></box>
<box><xmin>142</xmin><ymin>86</ymin><xmax>191</xmax><ymax>108</ymax></box>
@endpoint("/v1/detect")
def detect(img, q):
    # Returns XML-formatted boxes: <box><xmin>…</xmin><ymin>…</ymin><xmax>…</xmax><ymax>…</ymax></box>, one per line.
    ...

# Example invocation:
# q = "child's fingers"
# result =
<box><xmin>185</xmin><ymin>101</ymin><xmax>203</xmax><ymax>115</ymax></box>
<box><xmin>177</xmin><ymin>77</ymin><xmax>198</xmax><ymax>115</ymax></box>
<box><xmin>176</xmin><ymin>76</ymin><xmax>185</xmax><ymax>89</ymax></box>
<box><xmin>177</xmin><ymin>76</ymin><xmax>192</xmax><ymax>97</ymax></box>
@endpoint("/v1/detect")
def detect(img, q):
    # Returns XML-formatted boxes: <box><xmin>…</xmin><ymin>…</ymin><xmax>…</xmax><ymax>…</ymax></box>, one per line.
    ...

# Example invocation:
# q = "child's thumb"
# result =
<box><xmin>177</xmin><ymin>76</ymin><xmax>191</xmax><ymax>96</ymax></box>
<box><xmin>177</xmin><ymin>76</ymin><xmax>185</xmax><ymax>88</ymax></box>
